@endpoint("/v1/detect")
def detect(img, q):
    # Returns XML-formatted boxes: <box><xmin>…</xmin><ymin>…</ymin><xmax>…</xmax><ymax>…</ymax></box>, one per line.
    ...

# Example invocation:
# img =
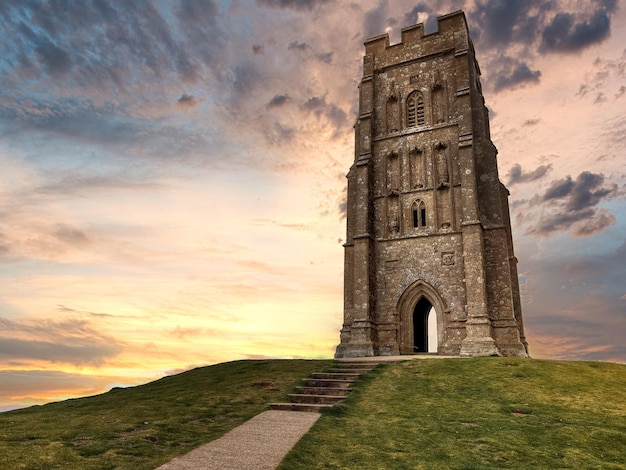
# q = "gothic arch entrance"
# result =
<box><xmin>398</xmin><ymin>280</ymin><xmax>446</xmax><ymax>354</ymax></box>
<box><xmin>413</xmin><ymin>297</ymin><xmax>437</xmax><ymax>352</ymax></box>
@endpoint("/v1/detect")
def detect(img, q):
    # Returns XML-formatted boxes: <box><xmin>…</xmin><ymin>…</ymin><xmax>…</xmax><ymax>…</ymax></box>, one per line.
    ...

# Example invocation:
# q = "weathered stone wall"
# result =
<box><xmin>336</xmin><ymin>10</ymin><xmax>528</xmax><ymax>358</ymax></box>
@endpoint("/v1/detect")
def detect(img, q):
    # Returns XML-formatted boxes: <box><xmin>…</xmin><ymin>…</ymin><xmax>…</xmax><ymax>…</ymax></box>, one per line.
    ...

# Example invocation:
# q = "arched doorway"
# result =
<box><xmin>413</xmin><ymin>297</ymin><xmax>430</xmax><ymax>352</ymax></box>
<box><xmin>413</xmin><ymin>297</ymin><xmax>439</xmax><ymax>353</ymax></box>
<box><xmin>397</xmin><ymin>280</ymin><xmax>445</xmax><ymax>355</ymax></box>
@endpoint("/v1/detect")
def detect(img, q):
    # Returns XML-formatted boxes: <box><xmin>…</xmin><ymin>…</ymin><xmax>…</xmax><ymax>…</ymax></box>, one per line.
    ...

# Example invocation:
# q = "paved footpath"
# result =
<box><xmin>157</xmin><ymin>355</ymin><xmax>452</xmax><ymax>469</ymax></box>
<box><xmin>156</xmin><ymin>410</ymin><xmax>320</xmax><ymax>470</ymax></box>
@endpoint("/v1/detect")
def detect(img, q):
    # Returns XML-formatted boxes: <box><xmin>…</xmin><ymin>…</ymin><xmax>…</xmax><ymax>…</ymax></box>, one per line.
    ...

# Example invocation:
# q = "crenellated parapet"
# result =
<box><xmin>363</xmin><ymin>11</ymin><xmax>470</xmax><ymax>69</ymax></box>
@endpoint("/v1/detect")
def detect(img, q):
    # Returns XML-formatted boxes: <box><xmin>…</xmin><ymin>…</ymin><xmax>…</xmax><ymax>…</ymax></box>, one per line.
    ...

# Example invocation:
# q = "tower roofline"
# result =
<box><xmin>364</xmin><ymin>10</ymin><xmax>468</xmax><ymax>52</ymax></box>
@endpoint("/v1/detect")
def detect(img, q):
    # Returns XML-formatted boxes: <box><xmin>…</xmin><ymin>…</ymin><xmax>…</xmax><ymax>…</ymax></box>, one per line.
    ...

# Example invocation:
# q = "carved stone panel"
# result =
<box><xmin>435</xmin><ymin>142</ymin><xmax>449</xmax><ymax>187</ymax></box>
<box><xmin>387</xmin><ymin>195</ymin><xmax>400</xmax><ymax>236</ymax></box>
<box><xmin>442</xmin><ymin>251</ymin><xmax>455</xmax><ymax>266</ymax></box>
<box><xmin>409</xmin><ymin>146</ymin><xmax>424</xmax><ymax>189</ymax></box>
<box><xmin>386</xmin><ymin>151</ymin><xmax>400</xmax><ymax>193</ymax></box>
<box><xmin>386</xmin><ymin>81</ymin><xmax>400</xmax><ymax>133</ymax></box>
<box><xmin>430</xmin><ymin>69</ymin><xmax>445</xmax><ymax>124</ymax></box>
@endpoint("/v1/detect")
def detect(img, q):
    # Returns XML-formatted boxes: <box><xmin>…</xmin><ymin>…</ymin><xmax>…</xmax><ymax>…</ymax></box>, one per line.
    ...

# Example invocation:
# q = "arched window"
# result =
<box><xmin>412</xmin><ymin>200</ymin><xmax>427</xmax><ymax>228</ymax></box>
<box><xmin>407</xmin><ymin>92</ymin><xmax>425</xmax><ymax>128</ymax></box>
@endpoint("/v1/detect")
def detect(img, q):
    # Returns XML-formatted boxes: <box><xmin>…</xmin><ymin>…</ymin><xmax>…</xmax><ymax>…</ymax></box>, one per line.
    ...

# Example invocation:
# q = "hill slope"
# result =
<box><xmin>0</xmin><ymin>359</ymin><xmax>332</xmax><ymax>470</ymax></box>
<box><xmin>280</xmin><ymin>358</ymin><xmax>626</xmax><ymax>469</ymax></box>
<box><xmin>1</xmin><ymin>358</ymin><xmax>625</xmax><ymax>469</ymax></box>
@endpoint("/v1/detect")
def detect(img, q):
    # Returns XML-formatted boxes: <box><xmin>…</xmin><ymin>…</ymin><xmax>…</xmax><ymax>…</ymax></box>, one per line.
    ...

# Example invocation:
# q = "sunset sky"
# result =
<box><xmin>1</xmin><ymin>0</ymin><xmax>625</xmax><ymax>411</ymax></box>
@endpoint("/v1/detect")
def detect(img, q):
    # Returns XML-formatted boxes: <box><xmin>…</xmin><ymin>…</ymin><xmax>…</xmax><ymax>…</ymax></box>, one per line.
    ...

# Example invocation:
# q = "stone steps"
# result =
<box><xmin>295</xmin><ymin>386</ymin><xmax>352</xmax><ymax>396</ymax></box>
<box><xmin>287</xmin><ymin>394</ymin><xmax>347</xmax><ymax>404</ymax></box>
<box><xmin>311</xmin><ymin>372</ymin><xmax>361</xmax><ymax>380</ymax></box>
<box><xmin>326</xmin><ymin>368</ymin><xmax>373</xmax><ymax>374</ymax></box>
<box><xmin>268</xmin><ymin>403</ymin><xmax>332</xmax><ymax>413</ymax></box>
<box><xmin>333</xmin><ymin>362</ymin><xmax>381</xmax><ymax>370</ymax></box>
<box><xmin>269</xmin><ymin>360</ymin><xmax>396</xmax><ymax>413</ymax></box>
<box><xmin>302</xmin><ymin>378</ymin><xmax>354</xmax><ymax>388</ymax></box>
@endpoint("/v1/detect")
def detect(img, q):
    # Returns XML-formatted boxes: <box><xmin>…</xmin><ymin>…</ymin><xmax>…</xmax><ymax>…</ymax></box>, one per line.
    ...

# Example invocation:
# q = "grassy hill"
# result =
<box><xmin>1</xmin><ymin>358</ymin><xmax>625</xmax><ymax>469</ymax></box>
<box><xmin>0</xmin><ymin>359</ymin><xmax>333</xmax><ymax>470</ymax></box>
<box><xmin>281</xmin><ymin>358</ymin><xmax>626</xmax><ymax>470</ymax></box>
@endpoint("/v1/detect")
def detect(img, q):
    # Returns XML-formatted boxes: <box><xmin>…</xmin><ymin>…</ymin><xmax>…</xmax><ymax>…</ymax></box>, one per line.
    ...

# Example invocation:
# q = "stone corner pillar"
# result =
<box><xmin>460</xmin><ymin>315</ymin><xmax>499</xmax><ymax>357</ymax></box>
<box><xmin>334</xmin><ymin>320</ymin><xmax>377</xmax><ymax>357</ymax></box>
<box><xmin>459</xmin><ymin>221</ymin><xmax>499</xmax><ymax>357</ymax></box>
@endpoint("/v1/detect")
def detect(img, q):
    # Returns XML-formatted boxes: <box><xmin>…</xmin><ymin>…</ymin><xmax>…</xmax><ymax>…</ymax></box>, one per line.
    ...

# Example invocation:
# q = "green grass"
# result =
<box><xmin>0</xmin><ymin>359</ymin><xmax>332</xmax><ymax>470</ymax></box>
<box><xmin>279</xmin><ymin>358</ymin><xmax>626</xmax><ymax>469</ymax></box>
<box><xmin>3</xmin><ymin>358</ymin><xmax>625</xmax><ymax>469</ymax></box>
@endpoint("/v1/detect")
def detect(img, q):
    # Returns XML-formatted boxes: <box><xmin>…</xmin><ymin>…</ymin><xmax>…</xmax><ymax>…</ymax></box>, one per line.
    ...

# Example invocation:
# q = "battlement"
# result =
<box><xmin>364</xmin><ymin>10</ymin><xmax>469</xmax><ymax>62</ymax></box>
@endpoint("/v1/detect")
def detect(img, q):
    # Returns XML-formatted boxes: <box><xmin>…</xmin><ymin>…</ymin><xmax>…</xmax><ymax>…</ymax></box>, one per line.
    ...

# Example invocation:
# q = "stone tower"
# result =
<box><xmin>335</xmin><ymin>11</ymin><xmax>529</xmax><ymax>358</ymax></box>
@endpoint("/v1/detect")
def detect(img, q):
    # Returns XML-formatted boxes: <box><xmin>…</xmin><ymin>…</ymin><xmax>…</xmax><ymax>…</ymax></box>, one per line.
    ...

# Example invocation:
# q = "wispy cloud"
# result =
<box><xmin>492</xmin><ymin>57</ymin><xmax>542</xmax><ymax>92</ymax></box>
<box><xmin>267</xmin><ymin>94</ymin><xmax>290</xmax><ymax>108</ymax></box>
<box><xmin>540</xmin><ymin>9</ymin><xmax>612</xmax><ymax>53</ymax></box>
<box><xmin>0</xmin><ymin>318</ymin><xmax>124</xmax><ymax>366</ymax></box>
<box><xmin>507</xmin><ymin>163</ymin><xmax>552</xmax><ymax>186</ymax></box>
<box><xmin>526</xmin><ymin>171</ymin><xmax>619</xmax><ymax>236</ymax></box>
<box><xmin>177</xmin><ymin>94</ymin><xmax>200</xmax><ymax>108</ymax></box>
<box><xmin>256</xmin><ymin>0</ymin><xmax>333</xmax><ymax>11</ymax></box>
<box><xmin>0</xmin><ymin>369</ymin><xmax>153</xmax><ymax>412</ymax></box>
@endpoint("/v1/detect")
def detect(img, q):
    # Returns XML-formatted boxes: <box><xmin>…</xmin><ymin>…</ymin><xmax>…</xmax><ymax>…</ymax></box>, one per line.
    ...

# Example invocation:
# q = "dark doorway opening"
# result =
<box><xmin>413</xmin><ymin>297</ymin><xmax>432</xmax><ymax>352</ymax></box>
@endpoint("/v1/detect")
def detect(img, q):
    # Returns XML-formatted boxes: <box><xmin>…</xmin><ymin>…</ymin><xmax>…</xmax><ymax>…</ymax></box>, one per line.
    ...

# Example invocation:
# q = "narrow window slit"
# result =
<box><xmin>407</xmin><ymin>92</ymin><xmax>425</xmax><ymax>128</ymax></box>
<box><xmin>417</xmin><ymin>98</ymin><xmax>425</xmax><ymax>126</ymax></box>
<box><xmin>412</xmin><ymin>200</ymin><xmax>427</xmax><ymax>229</ymax></box>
